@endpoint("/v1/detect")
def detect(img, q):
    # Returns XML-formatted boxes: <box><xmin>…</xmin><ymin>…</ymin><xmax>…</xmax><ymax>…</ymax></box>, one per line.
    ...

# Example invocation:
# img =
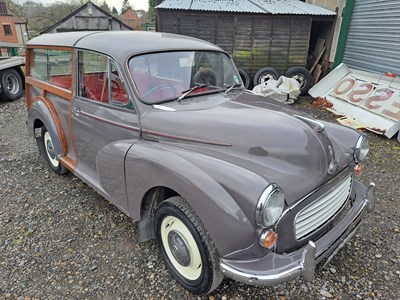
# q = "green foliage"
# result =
<box><xmin>120</xmin><ymin>0</ymin><xmax>132</xmax><ymax>14</ymax></box>
<box><xmin>148</xmin><ymin>0</ymin><xmax>163</xmax><ymax>21</ymax></box>
<box><xmin>100</xmin><ymin>0</ymin><xmax>111</xmax><ymax>13</ymax></box>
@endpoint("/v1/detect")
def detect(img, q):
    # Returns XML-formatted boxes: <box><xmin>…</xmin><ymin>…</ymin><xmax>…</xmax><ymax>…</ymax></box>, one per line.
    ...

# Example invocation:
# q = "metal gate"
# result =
<box><xmin>343</xmin><ymin>0</ymin><xmax>400</xmax><ymax>75</ymax></box>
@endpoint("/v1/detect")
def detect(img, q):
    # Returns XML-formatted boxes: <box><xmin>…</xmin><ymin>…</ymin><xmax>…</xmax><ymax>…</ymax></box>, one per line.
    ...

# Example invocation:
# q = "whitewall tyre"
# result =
<box><xmin>40</xmin><ymin>126</ymin><xmax>68</xmax><ymax>175</ymax></box>
<box><xmin>154</xmin><ymin>196</ymin><xmax>223</xmax><ymax>295</ymax></box>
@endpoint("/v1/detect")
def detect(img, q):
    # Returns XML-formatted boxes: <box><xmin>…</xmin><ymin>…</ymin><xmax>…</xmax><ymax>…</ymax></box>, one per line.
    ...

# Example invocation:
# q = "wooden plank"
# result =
<box><xmin>312</xmin><ymin>64</ymin><xmax>322</xmax><ymax>84</ymax></box>
<box><xmin>310</xmin><ymin>47</ymin><xmax>326</xmax><ymax>73</ymax></box>
<box><xmin>314</xmin><ymin>39</ymin><xmax>325</xmax><ymax>56</ymax></box>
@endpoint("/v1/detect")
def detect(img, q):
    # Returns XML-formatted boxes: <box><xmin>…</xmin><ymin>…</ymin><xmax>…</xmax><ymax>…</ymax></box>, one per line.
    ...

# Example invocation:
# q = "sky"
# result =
<box><xmin>20</xmin><ymin>0</ymin><xmax>150</xmax><ymax>11</ymax></box>
<box><xmin>107</xmin><ymin>0</ymin><xmax>149</xmax><ymax>11</ymax></box>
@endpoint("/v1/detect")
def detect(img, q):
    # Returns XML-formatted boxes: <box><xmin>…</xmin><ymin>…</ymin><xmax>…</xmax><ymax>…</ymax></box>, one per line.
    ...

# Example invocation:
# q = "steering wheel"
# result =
<box><xmin>194</xmin><ymin>69</ymin><xmax>217</xmax><ymax>86</ymax></box>
<box><xmin>110</xmin><ymin>73</ymin><xmax>123</xmax><ymax>90</ymax></box>
<box><xmin>111</xmin><ymin>79</ymin><xmax>120</xmax><ymax>90</ymax></box>
<box><xmin>142</xmin><ymin>84</ymin><xmax>177</xmax><ymax>100</ymax></box>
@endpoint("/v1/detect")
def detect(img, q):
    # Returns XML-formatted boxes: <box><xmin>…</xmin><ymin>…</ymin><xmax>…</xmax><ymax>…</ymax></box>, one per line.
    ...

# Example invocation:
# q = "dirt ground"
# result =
<box><xmin>0</xmin><ymin>96</ymin><xmax>399</xmax><ymax>299</ymax></box>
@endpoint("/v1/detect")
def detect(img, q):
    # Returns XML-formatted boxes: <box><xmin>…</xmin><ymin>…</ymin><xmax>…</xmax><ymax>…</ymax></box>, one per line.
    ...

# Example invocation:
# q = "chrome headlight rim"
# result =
<box><xmin>255</xmin><ymin>184</ymin><xmax>285</xmax><ymax>228</ymax></box>
<box><xmin>354</xmin><ymin>135</ymin><xmax>369</xmax><ymax>163</ymax></box>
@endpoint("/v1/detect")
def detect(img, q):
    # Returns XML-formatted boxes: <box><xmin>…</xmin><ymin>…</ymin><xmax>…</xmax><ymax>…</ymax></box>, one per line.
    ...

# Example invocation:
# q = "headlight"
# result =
<box><xmin>255</xmin><ymin>184</ymin><xmax>285</xmax><ymax>227</ymax></box>
<box><xmin>354</xmin><ymin>135</ymin><xmax>369</xmax><ymax>163</ymax></box>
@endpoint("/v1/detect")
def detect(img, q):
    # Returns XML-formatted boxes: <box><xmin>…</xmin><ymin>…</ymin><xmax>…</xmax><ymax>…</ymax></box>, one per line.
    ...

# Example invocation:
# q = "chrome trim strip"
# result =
<box><xmin>255</xmin><ymin>183</ymin><xmax>282</xmax><ymax>227</ymax></box>
<box><xmin>277</xmin><ymin>167</ymin><xmax>352</xmax><ymax>224</ymax></box>
<box><xmin>294</xmin><ymin>115</ymin><xmax>325</xmax><ymax>132</ymax></box>
<box><xmin>220</xmin><ymin>241</ymin><xmax>316</xmax><ymax>286</ymax></box>
<box><xmin>79</xmin><ymin>111</ymin><xmax>140</xmax><ymax>132</ymax></box>
<box><xmin>152</xmin><ymin>104</ymin><xmax>176</xmax><ymax>112</ymax></box>
<box><xmin>354</xmin><ymin>134</ymin><xmax>368</xmax><ymax>163</ymax></box>
<box><xmin>365</xmin><ymin>182</ymin><xmax>375</xmax><ymax>212</ymax></box>
<box><xmin>220</xmin><ymin>258</ymin><xmax>302</xmax><ymax>286</ymax></box>
<box><xmin>294</xmin><ymin>174</ymin><xmax>353</xmax><ymax>240</ymax></box>
<box><xmin>142</xmin><ymin>129</ymin><xmax>232</xmax><ymax>146</ymax></box>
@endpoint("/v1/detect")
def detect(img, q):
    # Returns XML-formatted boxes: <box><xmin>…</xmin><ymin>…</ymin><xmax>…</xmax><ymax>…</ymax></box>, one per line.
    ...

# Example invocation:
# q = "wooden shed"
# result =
<box><xmin>41</xmin><ymin>1</ymin><xmax>133</xmax><ymax>34</ymax></box>
<box><xmin>156</xmin><ymin>0</ymin><xmax>335</xmax><ymax>86</ymax></box>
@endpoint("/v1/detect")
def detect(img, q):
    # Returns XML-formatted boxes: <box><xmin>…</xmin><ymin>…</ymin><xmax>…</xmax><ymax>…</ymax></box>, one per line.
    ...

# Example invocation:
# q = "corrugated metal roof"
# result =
<box><xmin>156</xmin><ymin>0</ymin><xmax>336</xmax><ymax>15</ymax></box>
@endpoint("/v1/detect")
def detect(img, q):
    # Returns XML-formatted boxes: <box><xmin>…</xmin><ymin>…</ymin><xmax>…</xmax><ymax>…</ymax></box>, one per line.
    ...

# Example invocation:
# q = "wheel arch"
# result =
<box><xmin>137</xmin><ymin>186</ymin><xmax>180</xmax><ymax>242</ymax></box>
<box><xmin>27</xmin><ymin>98</ymin><xmax>65</xmax><ymax>158</ymax></box>
<box><xmin>126</xmin><ymin>143</ymin><xmax>260</xmax><ymax>257</ymax></box>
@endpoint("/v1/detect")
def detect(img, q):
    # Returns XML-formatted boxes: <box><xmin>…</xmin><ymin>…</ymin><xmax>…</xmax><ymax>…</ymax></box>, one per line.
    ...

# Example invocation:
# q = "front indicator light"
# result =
<box><xmin>259</xmin><ymin>229</ymin><xmax>278</xmax><ymax>249</ymax></box>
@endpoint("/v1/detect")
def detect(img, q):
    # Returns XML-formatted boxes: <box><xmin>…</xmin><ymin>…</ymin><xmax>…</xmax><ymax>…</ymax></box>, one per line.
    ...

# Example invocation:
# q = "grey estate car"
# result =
<box><xmin>25</xmin><ymin>31</ymin><xmax>375</xmax><ymax>295</ymax></box>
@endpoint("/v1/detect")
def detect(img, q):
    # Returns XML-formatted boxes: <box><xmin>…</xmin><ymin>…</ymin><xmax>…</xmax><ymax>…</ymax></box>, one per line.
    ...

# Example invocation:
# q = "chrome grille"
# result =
<box><xmin>295</xmin><ymin>175</ymin><xmax>353</xmax><ymax>240</ymax></box>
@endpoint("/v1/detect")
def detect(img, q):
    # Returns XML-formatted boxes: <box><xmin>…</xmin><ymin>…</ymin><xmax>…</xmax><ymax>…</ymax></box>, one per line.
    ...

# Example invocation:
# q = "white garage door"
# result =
<box><xmin>343</xmin><ymin>0</ymin><xmax>400</xmax><ymax>75</ymax></box>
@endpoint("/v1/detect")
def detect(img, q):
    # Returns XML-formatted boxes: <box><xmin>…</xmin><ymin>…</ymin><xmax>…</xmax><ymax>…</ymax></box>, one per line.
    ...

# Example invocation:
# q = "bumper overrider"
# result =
<box><xmin>220</xmin><ymin>180</ymin><xmax>375</xmax><ymax>286</ymax></box>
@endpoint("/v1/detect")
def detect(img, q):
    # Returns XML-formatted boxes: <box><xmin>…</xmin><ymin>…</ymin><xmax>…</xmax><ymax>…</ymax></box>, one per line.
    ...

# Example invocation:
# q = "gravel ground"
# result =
<box><xmin>0</xmin><ymin>96</ymin><xmax>399</xmax><ymax>300</ymax></box>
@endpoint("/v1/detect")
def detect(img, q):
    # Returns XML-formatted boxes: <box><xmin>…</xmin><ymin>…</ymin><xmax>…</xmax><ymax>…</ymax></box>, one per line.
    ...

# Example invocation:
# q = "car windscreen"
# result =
<box><xmin>128</xmin><ymin>51</ymin><xmax>242</xmax><ymax>104</ymax></box>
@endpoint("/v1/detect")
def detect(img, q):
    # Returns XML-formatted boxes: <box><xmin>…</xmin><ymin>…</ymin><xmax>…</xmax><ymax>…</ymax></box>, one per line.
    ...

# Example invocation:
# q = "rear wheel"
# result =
<box><xmin>1</xmin><ymin>68</ymin><xmax>23</xmax><ymax>101</ymax></box>
<box><xmin>154</xmin><ymin>196</ymin><xmax>223</xmax><ymax>295</ymax></box>
<box><xmin>39</xmin><ymin>126</ymin><xmax>68</xmax><ymax>174</ymax></box>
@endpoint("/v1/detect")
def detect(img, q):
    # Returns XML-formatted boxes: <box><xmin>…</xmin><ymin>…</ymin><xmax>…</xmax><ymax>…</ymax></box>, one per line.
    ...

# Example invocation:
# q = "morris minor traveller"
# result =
<box><xmin>25</xmin><ymin>31</ymin><xmax>375</xmax><ymax>295</ymax></box>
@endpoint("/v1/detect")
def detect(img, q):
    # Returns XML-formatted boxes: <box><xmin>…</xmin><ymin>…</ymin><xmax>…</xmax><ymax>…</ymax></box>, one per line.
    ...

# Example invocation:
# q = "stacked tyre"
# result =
<box><xmin>251</xmin><ymin>66</ymin><xmax>312</xmax><ymax>96</ymax></box>
<box><xmin>284</xmin><ymin>67</ymin><xmax>312</xmax><ymax>96</ymax></box>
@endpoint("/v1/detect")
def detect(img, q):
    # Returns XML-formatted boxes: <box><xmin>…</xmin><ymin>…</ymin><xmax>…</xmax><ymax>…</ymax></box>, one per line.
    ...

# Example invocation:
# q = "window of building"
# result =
<box><xmin>3</xmin><ymin>24</ymin><xmax>12</xmax><ymax>36</ymax></box>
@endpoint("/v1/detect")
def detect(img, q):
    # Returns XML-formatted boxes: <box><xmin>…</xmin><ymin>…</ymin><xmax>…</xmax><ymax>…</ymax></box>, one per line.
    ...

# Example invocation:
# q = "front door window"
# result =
<box><xmin>78</xmin><ymin>51</ymin><xmax>130</xmax><ymax>108</ymax></box>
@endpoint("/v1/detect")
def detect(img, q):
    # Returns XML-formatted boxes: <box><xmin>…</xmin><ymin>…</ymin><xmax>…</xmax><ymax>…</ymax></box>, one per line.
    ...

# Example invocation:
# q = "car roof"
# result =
<box><xmin>27</xmin><ymin>31</ymin><xmax>224</xmax><ymax>61</ymax></box>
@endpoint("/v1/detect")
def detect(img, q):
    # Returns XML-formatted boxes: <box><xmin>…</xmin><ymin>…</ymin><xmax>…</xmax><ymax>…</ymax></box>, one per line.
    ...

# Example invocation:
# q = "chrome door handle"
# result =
<box><xmin>72</xmin><ymin>106</ymin><xmax>80</xmax><ymax>116</ymax></box>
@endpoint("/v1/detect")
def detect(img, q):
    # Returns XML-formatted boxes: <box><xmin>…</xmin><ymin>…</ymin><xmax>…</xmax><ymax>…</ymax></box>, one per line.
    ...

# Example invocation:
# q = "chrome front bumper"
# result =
<box><xmin>220</xmin><ymin>182</ymin><xmax>375</xmax><ymax>286</ymax></box>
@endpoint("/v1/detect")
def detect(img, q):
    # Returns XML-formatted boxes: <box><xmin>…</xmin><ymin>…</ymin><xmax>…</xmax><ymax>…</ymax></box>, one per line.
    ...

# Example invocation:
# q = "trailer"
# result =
<box><xmin>0</xmin><ymin>56</ymin><xmax>25</xmax><ymax>101</ymax></box>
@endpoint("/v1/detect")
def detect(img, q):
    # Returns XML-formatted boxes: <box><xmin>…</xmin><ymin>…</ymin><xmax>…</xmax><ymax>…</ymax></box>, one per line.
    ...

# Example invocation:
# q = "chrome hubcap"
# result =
<box><xmin>6</xmin><ymin>74</ymin><xmax>19</xmax><ymax>94</ymax></box>
<box><xmin>260</xmin><ymin>74</ymin><xmax>275</xmax><ymax>83</ymax></box>
<box><xmin>46</xmin><ymin>139</ymin><xmax>56</xmax><ymax>160</ymax></box>
<box><xmin>292</xmin><ymin>74</ymin><xmax>306</xmax><ymax>89</ymax></box>
<box><xmin>168</xmin><ymin>230</ymin><xmax>191</xmax><ymax>267</ymax></box>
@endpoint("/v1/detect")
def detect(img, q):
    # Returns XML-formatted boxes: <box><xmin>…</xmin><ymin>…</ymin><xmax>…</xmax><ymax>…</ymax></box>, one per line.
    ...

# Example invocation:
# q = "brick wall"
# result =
<box><xmin>0</xmin><ymin>15</ymin><xmax>19</xmax><ymax>44</ymax></box>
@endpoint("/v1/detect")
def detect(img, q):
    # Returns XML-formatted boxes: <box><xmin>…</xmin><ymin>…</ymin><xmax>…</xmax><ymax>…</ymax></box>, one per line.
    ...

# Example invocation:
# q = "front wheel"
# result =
<box><xmin>39</xmin><ymin>126</ymin><xmax>68</xmax><ymax>175</ymax></box>
<box><xmin>154</xmin><ymin>196</ymin><xmax>223</xmax><ymax>295</ymax></box>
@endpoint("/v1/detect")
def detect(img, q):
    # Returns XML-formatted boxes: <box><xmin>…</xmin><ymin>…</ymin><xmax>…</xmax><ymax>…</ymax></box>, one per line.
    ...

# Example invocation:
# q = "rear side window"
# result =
<box><xmin>78</xmin><ymin>50</ymin><xmax>129</xmax><ymax>107</ymax></box>
<box><xmin>30</xmin><ymin>49</ymin><xmax>72</xmax><ymax>90</ymax></box>
<box><xmin>31</xmin><ymin>49</ymin><xmax>48</xmax><ymax>82</ymax></box>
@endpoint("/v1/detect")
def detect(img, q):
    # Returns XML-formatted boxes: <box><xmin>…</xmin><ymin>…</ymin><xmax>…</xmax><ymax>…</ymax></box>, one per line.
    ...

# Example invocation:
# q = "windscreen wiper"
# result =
<box><xmin>224</xmin><ymin>83</ymin><xmax>243</xmax><ymax>93</ymax></box>
<box><xmin>178</xmin><ymin>83</ymin><xmax>209</xmax><ymax>102</ymax></box>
